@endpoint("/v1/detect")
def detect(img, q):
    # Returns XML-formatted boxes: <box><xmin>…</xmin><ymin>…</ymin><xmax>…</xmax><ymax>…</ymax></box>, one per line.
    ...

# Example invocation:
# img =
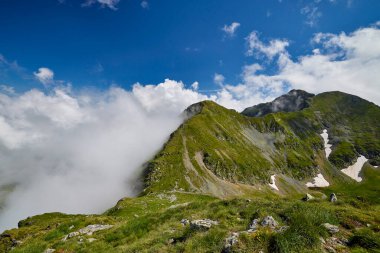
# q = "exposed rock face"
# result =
<box><xmin>322</xmin><ymin>223</ymin><xmax>339</xmax><ymax>234</ymax></box>
<box><xmin>330</xmin><ymin>193</ymin><xmax>338</xmax><ymax>202</ymax></box>
<box><xmin>62</xmin><ymin>224</ymin><xmax>113</xmax><ymax>241</ymax></box>
<box><xmin>190</xmin><ymin>219</ymin><xmax>218</xmax><ymax>230</ymax></box>
<box><xmin>241</xmin><ymin>89</ymin><xmax>315</xmax><ymax>117</ymax></box>
<box><xmin>183</xmin><ymin>101</ymin><xmax>204</xmax><ymax>119</ymax></box>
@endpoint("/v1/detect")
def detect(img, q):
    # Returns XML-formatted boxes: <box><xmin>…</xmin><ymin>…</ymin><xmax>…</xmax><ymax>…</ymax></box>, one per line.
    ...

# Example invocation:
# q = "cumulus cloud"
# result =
<box><xmin>240</xmin><ymin>24</ymin><xmax>380</xmax><ymax>106</ymax></box>
<box><xmin>246</xmin><ymin>31</ymin><xmax>289</xmax><ymax>60</ymax></box>
<box><xmin>0</xmin><ymin>85</ymin><xmax>184</xmax><ymax>231</ymax></box>
<box><xmin>82</xmin><ymin>0</ymin><xmax>120</xmax><ymax>10</ymax></box>
<box><xmin>34</xmin><ymin>67</ymin><xmax>54</xmax><ymax>85</ymax></box>
<box><xmin>213</xmin><ymin>73</ymin><xmax>225</xmax><ymax>86</ymax></box>
<box><xmin>222</xmin><ymin>22</ymin><xmax>241</xmax><ymax>37</ymax></box>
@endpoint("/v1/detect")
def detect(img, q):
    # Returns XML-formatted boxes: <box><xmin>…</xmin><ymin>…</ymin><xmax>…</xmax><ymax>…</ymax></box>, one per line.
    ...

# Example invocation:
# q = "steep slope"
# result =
<box><xmin>143</xmin><ymin>91</ymin><xmax>380</xmax><ymax>197</ymax></box>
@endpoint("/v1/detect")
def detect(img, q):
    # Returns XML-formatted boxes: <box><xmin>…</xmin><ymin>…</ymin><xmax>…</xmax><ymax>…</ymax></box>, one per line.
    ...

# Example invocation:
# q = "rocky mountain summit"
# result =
<box><xmin>1</xmin><ymin>90</ymin><xmax>380</xmax><ymax>253</ymax></box>
<box><xmin>241</xmin><ymin>89</ymin><xmax>315</xmax><ymax>117</ymax></box>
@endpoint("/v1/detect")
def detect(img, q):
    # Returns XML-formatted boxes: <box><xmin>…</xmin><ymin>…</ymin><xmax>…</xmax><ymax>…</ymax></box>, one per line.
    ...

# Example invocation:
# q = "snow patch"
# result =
<box><xmin>269</xmin><ymin>175</ymin><xmax>279</xmax><ymax>191</ymax></box>
<box><xmin>341</xmin><ymin>155</ymin><xmax>368</xmax><ymax>182</ymax></box>
<box><xmin>321</xmin><ymin>129</ymin><xmax>332</xmax><ymax>158</ymax></box>
<box><xmin>306</xmin><ymin>173</ymin><xmax>330</xmax><ymax>187</ymax></box>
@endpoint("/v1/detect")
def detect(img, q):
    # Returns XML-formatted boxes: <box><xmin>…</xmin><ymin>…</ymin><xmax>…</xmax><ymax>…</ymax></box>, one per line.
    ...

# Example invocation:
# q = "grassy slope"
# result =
<box><xmin>1</xmin><ymin>91</ymin><xmax>380</xmax><ymax>252</ymax></box>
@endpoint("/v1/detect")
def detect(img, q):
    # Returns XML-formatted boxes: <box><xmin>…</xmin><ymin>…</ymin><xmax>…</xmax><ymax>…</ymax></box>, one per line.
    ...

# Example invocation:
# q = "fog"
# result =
<box><xmin>0</xmin><ymin>86</ymin><xmax>186</xmax><ymax>231</ymax></box>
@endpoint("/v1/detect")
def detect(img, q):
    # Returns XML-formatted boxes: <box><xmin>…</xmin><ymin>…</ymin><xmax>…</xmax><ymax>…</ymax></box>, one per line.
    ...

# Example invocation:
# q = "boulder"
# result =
<box><xmin>190</xmin><ymin>219</ymin><xmax>218</xmax><ymax>230</ymax></box>
<box><xmin>322</xmin><ymin>223</ymin><xmax>339</xmax><ymax>234</ymax></box>
<box><xmin>247</xmin><ymin>218</ymin><xmax>259</xmax><ymax>232</ymax></box>
<box><xmin>261</xmin><ymin>216</ymin><xmax>278</xmax><ymax>228</ymax></box>
<box><xmin>302</xmin><ymin>193</ymin><xmax>314</xmax><ymax>201</ymax></box>
<box><xmin>180</xmin><ymin>219</ymin><xmax>190</xmax><ymax>226</ymax></box>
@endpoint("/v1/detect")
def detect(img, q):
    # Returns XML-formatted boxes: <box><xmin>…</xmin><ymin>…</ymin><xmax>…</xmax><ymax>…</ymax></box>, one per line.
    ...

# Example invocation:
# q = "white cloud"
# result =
<box><xmin>132</xmin><ymin>79</ymin><xmax>209</xmax><ymax>114</ymax></box>
<box><xmin>300</xmin><ymin>4</ymin><xmax>322</xmax><ymax>27</ymax></box>
<box><xmin>191</xmin><ymin>81</ymin><xmax>199</xmax><ymax>90</ymax></box>
<box><xmin>141</xmin><ymin>0</ymin><xmax>149</xmax><ymax>9</ymax></box>
<box><xmin>222</xmin><ymin>22</ymin><xmax>241</xmax><ymax>37</ymax></box>
<box><xmin>240</xmin><ymin>24</ymin><xmax>380</xmax><ymax>106</ymax></box>
<box><xmin>246</xmin><ymin>31</ymin><xmax>289</xmax><ymax>60</ymax></box>
<box><xmin>34</xmin><ymin>67</ymin><xmax>54</xmax><ymax>85</ymax></box>
<box><xmin>277</xmin><ymin>26</ymin><xmax>380</xmax><ymax>104</ymax></box>
<box><xmin>0</xmin><ymin>85</ymin><xmax>184</xmax><ymax>231</ymax></box>
<box><xmin>213</xmin><ymin>73</ymin><xmax>225</xmax><ymax>86</ymax></box>
<box><xmin>0</xmin><ymin>85</ymin><xmax>15</xmax><ymax>95</ymax></box>
<box><xmin>82</xmin><ymin>0</ymin><xmax>120</xmax><ymax>10</ymax></box>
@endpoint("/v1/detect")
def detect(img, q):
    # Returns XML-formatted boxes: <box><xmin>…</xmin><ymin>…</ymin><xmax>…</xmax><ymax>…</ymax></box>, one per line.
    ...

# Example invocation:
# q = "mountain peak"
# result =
<box><xmin>241</xmin><ymin>89</ymin><xmax>315</xmax><ymax>117</ymax></box>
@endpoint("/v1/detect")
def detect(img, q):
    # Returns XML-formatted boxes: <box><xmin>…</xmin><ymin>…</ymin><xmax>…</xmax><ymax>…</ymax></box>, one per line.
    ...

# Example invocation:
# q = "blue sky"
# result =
<box><xmin>1</xmin><ymin>0</ymin><xmax>380</xmax><ymax>94</ymax></box>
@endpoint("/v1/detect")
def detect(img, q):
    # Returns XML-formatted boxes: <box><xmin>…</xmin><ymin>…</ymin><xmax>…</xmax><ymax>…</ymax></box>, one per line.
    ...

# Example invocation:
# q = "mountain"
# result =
<box><xmin>241</xmin><ymin>89</ymin><xmax>315</xmax><ymax>117</ymax></box>
<box><xmin>1</xmin><ymin>90</ymin><xmax>380</xmax><ymax>253</ymax></box>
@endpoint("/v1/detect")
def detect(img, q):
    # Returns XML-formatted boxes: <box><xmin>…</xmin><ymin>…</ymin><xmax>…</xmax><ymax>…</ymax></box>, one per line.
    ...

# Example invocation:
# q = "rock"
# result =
<box><xmin>330</xmin><ymin>193</ymin><xmax>337</xmax><ymax>202</ymax></box>
<box><xmin>62</xmin><ymin>224</ymin><xmax>113</xmax><ymax>241</ymax></box>
<box><xmin>261</xmin><ymin>216</ymin><xmax>278</xmax><ymax>228</ymax></box>
<box><xmin>302</xmin><ymin>193</ymin><xmax>314</xmax><ymax>201</ymax></box>
<box><xmin>190</xmin><ymin>219</ymin><xmax>218</xmax><ymax>230</ymax></box>
<box><xmin>322</xmin><ymin>223</ymin><xmax>339</xmax><ymax>234</ymax></box>
<box><xmin>223</xmin><ymin>232</ymin><xmax>239</xmax><ymax>252</ymax></box>
<box><xmin>44</xmin><ymin>249</ymin><xmax>55</xmax><ymax>253</ymax></box>
<box><xmin>247</xmin><ymin>218</ymin><xmax>260</xmax><ymax>232</ymax></box>
<box><xmin>168</xmin><ymin>238</ymin><xmax>175</xmax><ymax>244</ymax></box>
<box><xmin>88</xmin><ymin>238</ymin><xmax>97</xmax><ymax>243</ymax></box>
<box><xmin>181</xmin><ymin>219</ymin><xmax>190</xmax><ymax>226</ymax></box>
<box><xmin>69</xmin><ymin>225</ymin><xmax>75</xmax><ymax>230</ymax></box>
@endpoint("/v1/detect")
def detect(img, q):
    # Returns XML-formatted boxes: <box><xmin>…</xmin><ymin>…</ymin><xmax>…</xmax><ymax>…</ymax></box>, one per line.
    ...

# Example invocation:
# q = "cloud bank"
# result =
<box><xmin>0</xmin><ymin>85</ymin><xmax>185</xmax><ymax>231</ymax></box>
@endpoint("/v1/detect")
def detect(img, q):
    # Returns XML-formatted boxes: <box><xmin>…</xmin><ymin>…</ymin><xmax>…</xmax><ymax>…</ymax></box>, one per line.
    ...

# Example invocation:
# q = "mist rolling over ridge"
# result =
<box><xmin>0</xmin><ymin>86</ymin><xmax>186</xmax><ymax>230</ymax></box>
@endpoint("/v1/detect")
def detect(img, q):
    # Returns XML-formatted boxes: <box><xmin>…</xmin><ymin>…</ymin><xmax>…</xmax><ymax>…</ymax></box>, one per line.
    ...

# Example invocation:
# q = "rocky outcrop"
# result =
<box><xmin>322</xmin><ymin>223</ymin><xmax>339</xmax><ymax>234</ymax></box>
<box><xmin>62</xmin><ymin>224</ymin><xmax>113</xmax><ymax>241</ymax></box>
<box><xmin>330</xmin><ymin>193</ymin><xmax>338</xmax><ymax>202</ymax></box>
<box><xmin>242</xmin><ymin>89</ymin><xmax>315</xmax><ymax>117</ymax></box>
<box><xmin>190</xmin><ymin>219</ymin><xmax>218</xmax><ymax>230</ymax></box>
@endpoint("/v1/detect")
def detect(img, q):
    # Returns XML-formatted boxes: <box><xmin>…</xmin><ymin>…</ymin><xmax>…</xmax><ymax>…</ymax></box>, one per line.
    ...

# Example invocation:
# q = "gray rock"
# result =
<box><xmin>330</xmin><ymin>193</ymin><xmax>337</xmax><ymax>202</ymax></box>
<box><xmin>303</xmin><ymin>193</ymin><xmax>314</xmax><ymax>201</ymax></box>
<box><xmin>248</xmin><ymin>218</ymin><xmax>260</xmax><ymax>231</ymax></box>
<box><xmin>180</xmin><ymin>219</ymin><xmax>190</xmax><ymax>226</ymax></box>
<box><xmin>261</xmin><ymin>216</ymin><xmax>278</xmax><ymax>228</ymax></box>
<box><xmin>62</xmin><ymin>224</ymin><xmax>113</xmax><ymax>241</ymax></box>
<box><xmin>322</xmin><ymin>223</ymin><xmax>339</xmax><ymax>234</ymax></box>
<box><xmin>190</xmin><ymin>219</ymin><xmax>218</xmax><ymax>230</ymax></box>
<box><xmin>44</xmin><ymin>249</ymin><xmax>55</xmax><ymax>253</ymax></box>
<box><xmin>223</xmin><ymin>232</ymin><xmax>239</xmax><ymax>252</ymax></box>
